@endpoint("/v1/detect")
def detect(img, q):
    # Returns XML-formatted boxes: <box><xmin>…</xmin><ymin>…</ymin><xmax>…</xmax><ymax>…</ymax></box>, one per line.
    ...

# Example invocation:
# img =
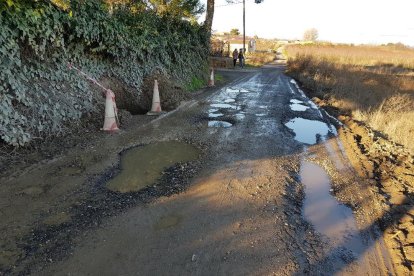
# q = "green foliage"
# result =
<box><xmin>0</xmin><ymin>0</ymin><xmax>208</xmax><ymax>147</ymax></box>
<box><xmin>185</xmin><ymin>76</ymin><xmax>205</xmax><ymax>92</ymax></box>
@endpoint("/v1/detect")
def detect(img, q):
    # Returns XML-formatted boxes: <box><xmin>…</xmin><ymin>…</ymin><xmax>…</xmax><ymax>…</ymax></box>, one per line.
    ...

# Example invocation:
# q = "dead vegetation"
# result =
<box><xmin>246</xmin><ymin>52</ymin><xmax>276</xmax><ymax>67</ymax></box>
<box><xmin>285</xmin><ymin>44</ymin><xmax>414</xmax><ymax>153</ymax></box>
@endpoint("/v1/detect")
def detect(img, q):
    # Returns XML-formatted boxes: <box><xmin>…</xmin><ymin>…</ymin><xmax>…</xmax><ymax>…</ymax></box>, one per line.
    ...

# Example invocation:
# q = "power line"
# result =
<box><xmin>215</xmin><ymin>1</ymin><xmax>243</xmax><ymax>8</ymax></box>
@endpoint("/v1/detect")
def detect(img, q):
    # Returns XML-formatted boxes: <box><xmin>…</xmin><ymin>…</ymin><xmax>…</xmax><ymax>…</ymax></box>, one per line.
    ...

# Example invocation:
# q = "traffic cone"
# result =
<box><xmin>147</xmin><ymin>79</ymin><xmax>163</xmax><ymax>115</ymax></box>
<box><xmin>208</xmin><ymin>68</ymin><xmax>215</xmax><ymax>87</ymax></box>
<box><xmin>102</xmin><ymin>89</ymin><xmax>119</xmax><ymax>131</ymax></box>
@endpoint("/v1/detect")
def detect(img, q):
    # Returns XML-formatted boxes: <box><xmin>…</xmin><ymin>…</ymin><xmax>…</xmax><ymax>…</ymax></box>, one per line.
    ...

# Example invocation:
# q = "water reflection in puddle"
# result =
<box><xmin>290</xmin><ymin>99</ymin><xmax>303</xmax><ymax>104</ymax></box>
<box><xmin>285</xmin><ymin>118</ymin><xmax>330</xmax><ymax>144</ymax></box>
<box><xmin>208</xmin><ymin>121</ymin><xmax>233</xmax><ymax>128</ymax></box>
<box><xmin>209</xmin><ymin>113</ymin><xmax>223</xmax><ymax>118</ymax></box>
<box><xmin>301</xmin><ymin>161</ymin><xmax>364</xmax><ymax>258</ymax></box>
<box><xmin>235</xmin><ymin>113</ymin><xmax>245</xmax><ymax>120</ymax></box>
<box><xmin>210</xmin><ymin>103</ymin><xmax>239</xmax><ymax>110</ymax></box>
<box><xmin>256</xmin><ymin>113</ymin><xmax>266</xmax><ymax>117</ymax></box>
<box><xmin>290</xmin><ymin>103</ymin><xmax>309</xmax><ymax>111</ymax></box>
<box><xmin>106</xmin><ymin>141</ymin><xmax>200</xmax><ymax>193</ymax></box>
<box><xmin>224</xmin><ymin>99</ymin><xmax>236</xmax><ymax>103</ymax></box>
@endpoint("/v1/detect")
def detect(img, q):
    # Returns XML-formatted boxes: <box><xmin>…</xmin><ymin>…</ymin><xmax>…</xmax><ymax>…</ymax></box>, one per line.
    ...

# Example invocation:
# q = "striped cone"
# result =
<box><xmin>147</xmin><ymin>79</ymin><xmax>163</xmax><ymax>115</ymax></box>
<box><xmin>102</xmin><ymin>89</ymin><xmax>119</xmax><ymax>131</ymax></box>
<box><xmin>208</xmin><ymin>68</ymin><xmax>215</xmax><ymax>87</ymax></box>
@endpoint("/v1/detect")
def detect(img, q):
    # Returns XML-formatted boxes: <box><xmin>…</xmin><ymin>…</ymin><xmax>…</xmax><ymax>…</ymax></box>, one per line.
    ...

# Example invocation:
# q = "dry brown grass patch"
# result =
<box><xmin>285</xmin><ymin>44</ymin><xmax>414</xmax><ymax>152</ymax></box>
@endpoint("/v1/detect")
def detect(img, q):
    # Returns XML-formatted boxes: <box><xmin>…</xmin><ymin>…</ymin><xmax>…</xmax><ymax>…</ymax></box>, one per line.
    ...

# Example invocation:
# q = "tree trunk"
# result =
<box><xmin>204</xmin><ymin>0</ymin><xmax>214</xmax><ymax>35</ymax></box>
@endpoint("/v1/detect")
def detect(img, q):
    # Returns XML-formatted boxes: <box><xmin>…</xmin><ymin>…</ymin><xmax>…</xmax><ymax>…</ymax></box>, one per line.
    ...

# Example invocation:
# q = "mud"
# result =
<box><xmin>337</xmin><ymin>115</ymin><xmax>414</xmax><ymax>275</ymax></box>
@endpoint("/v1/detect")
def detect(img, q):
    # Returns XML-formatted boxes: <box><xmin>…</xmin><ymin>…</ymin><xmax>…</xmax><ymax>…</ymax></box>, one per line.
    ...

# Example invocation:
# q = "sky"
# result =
<box><xmin>199</xmin><ymin>0</ymin><xmax>414</xmax><ymax>46</ymax></box>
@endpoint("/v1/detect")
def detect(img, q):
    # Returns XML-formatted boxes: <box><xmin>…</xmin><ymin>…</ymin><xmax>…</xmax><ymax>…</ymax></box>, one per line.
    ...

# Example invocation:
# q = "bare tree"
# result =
<box><xmin>303</xmin><ymin>28</ymin><xmax>318</xmax><ymax>41</ymax></box>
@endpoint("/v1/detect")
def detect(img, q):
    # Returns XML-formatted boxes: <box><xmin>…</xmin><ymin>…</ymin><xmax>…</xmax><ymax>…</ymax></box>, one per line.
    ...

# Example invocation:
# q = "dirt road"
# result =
<box><xmin>1</xmin><ymin>64</ymin><xmax>396</xmax><ymax>275</ymax></box>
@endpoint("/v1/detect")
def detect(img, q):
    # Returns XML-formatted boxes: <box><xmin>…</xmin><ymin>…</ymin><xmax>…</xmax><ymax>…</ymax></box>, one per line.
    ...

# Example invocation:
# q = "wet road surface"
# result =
<box><xmin>26</xmin><ymin>64</ymin><xmax>394</xmax><ymax>275</ymax></box>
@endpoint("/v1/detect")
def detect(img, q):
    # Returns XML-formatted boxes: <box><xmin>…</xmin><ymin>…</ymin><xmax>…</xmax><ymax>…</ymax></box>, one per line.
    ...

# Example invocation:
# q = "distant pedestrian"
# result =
<box><xmin>238</xmin><ymin>48</ymin><xmax>244</xmax><ymax>68</ymax></box>
<box><xmin>232</xmin><ymin>49</ymin><xmax>239</xmax><ymax>68</ymax></box>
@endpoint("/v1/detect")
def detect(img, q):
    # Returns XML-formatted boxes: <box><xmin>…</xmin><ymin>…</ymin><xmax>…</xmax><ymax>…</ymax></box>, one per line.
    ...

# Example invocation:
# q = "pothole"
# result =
<box><xmin>209</xmin><ymin>112</ymin><xmax>224</xmax><ymax>118</ymax></box>
<box><xmin>290</xmin><ymin>101</ymin><xmax>309</xmax><ymax>111</ymax></box>
<box><xmin>285</xmin><ymin>117</ymin><xmax>331</xmax><ymax>144</ymax></box>
<box><xmin>210</xmin><ymin>103</ymin><xmax>239</xmax><ymax>110</ymax></box>
<box><xmin>106</xmin><ymin>141</ymin><xmax>201</xmax><ymax>193</ymax></box>
<box><xmin>153</xmin><ymin>214</ymin><xmax>182</xmax><ymax>230</ymax></box>
<box><xmin>301</xmin><ymin>160</ymin><xmax>365</xmax><ymax>263</ymax></box>
<box><xmin>208</xmin><ymin>121</ymin><xmax>233</xmax><ymax>128</ymax></box>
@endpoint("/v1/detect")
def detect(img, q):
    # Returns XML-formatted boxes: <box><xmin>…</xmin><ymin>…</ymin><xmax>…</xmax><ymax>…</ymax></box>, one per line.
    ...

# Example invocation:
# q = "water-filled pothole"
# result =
<box><xmin>209</xmin><ymin>112</ymin><xmax>224</xmax><ymax>118</ymax></box>
<box><xmin>208</xmin><ymin>121</ymin><xmax>233</xmax><ymax>128</ymax></box>
<box><xmin>210</xmin><ymin>103</ymin><xmax>239</xmax><ymax>110</ymax></box>
<box><xmin>285</xmin><ymin>117</ymin><xmax>330</xmax><ymax>144</ymax></box>
<box><xmin>224</xmin><ymin>99</ymin><xmax>236</xmax><ymax>103</ymax></box>
<box><xmin>106</xmin><ymin>141</ymin><xmax>201</xmax><ymax>193</ymax></box>
<box><xmin>290</xmin><ymin>99</ymin><xmax>304</xmax><ymax>104</ymax></box>
<box><xmin>290</xmin><ymin>103</ymin><xmax>309</xmax><ymax>111</ymax></box>
<box><xmin>153</xmin><ymin>214</ymin><xmax>182</xmax><ymax>230</ymax></box>
<box><xmin>301</xmin><ymin>161</ymin><xmax>364</xmax><ymax>258</ymax></box>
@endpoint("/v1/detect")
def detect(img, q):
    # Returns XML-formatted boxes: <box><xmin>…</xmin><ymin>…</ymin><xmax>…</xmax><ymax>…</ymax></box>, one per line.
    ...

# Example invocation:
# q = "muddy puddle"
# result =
<box><xmin>208</xmin><ymin>121</ymin><xmax>233</xmax><ymax>128</ymax></box>
<box><xmin>209</xmin><ymin>112</ymin><xmax>224</xmax><ymax>118</ymax></box>
<box><xmin>153</xmin><ymin>214</ymin><xmax>182</xmax><ymax>230</ymax></box>
<box><xmin>301</xmin><ymin>161</ymin><xmax>366</xmax><ymax>265</ymax></box>
<box><xmin>290</xmin><ymin>102</ymin><xmax>309</xmax><ymax>111</ymax></box>
<box><xmin>210</xmin><ymin>103</ymin><xmax>239</xmax><ymax>110</ymax></box>
<box><xmin>106</xmin><ymin>141</ymin><xmax>201</xmax><ymax>193</ymax></box>
<box><xmin>285</xmin><ymin>118</ymin><xmax>330</xmax><ymax>144</ymax></box>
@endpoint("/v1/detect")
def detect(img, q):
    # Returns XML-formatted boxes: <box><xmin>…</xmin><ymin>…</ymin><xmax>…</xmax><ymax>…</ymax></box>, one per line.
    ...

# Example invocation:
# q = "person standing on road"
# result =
<box><xmin>232</xmin><ymin>48</ymin><xmax>239</xmax><ymax>68</ymax></box>
<box><xmin>238</xmin><ymin>48</ymin><xmax>244</xmax><ymax>68</ymax></box>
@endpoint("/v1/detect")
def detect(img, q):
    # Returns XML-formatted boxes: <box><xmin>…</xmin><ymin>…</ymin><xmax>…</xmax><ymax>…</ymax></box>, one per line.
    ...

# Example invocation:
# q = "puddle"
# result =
<box><xmin>290</xmin><ymin>99</ymin><xmax>304</xmax><ymax>104</ymax></box>
<box><xmin>290</xmin><ymin>103</ymin><xmax>309</xmax><ymax>111</ymax></box>
<box><xmin>235</xmin><ymin>113</ymin><xmax>245</xmax><ymax>120</ymax></box>
<box><xmin>301</xmin><ymin>161</ymin><xmax>365</xmax><ymax>260</ymax></box>
<box><xmin>209</xmin><ymin>112</ymin><xmax>224</xmax><ymax>118</ymax></box>
<box><xmin>255</xmin><ymin>113</ymin><xmax>266</xmax><ymax>117</ymax></box>
<box><xmin>106</xmin><ymin>141</ymin><xmax>200</xmax><ymax>193</ymax></box>
<box><xmin>210</xmin><ymin>103</ymin><xmax>239</xmax><ymax>110</ymax></box>
<box><xmin>44</xmin><ymin>212</ymin><xmax>71</xmax><ymax>226</ymax></box>
<box><xmin>153</xmin><ymin>214</ymin><xmax>182</xmax><ymax>230</ymax></box>
<box><xmin>258</xmin><ymin>105</ymin><xmax>267</xmax><ymax>109</ymax></box>
<box><xmin>209</xmin><ymin>108</ymin><xmax>219</xmax><ymax>113</ymax></box>
<box><xmin>208</xmin><ymin>121</ymin><xmax>233</xmax><ymax>128</ymax></box>
<box><xmin>224</xmin><ymin>99</ymin><xmax>236</xmax><ymax>103</ymax></box>
<box><xmin>285</xmin><ymin>118</ymin><xmax>330</xmax><ymax>144</ymax></box>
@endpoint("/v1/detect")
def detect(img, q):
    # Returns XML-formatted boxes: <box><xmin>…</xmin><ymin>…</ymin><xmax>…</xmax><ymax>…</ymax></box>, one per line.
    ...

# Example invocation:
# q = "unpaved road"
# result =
<box><xmin>1</xmin><ymin>63</ymin><xmax>397</xmax><ymax>275</ymax></box>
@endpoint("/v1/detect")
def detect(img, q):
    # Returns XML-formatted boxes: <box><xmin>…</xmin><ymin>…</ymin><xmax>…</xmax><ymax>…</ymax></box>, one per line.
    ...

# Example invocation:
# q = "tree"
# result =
<box><xmin>303</xmin><ymin>28</ymin><xmax>318</xmax><ymax>41</ymax></box>
<box><xmin>230</xmin><ymin>28</ymin><xmax>240</xmax><ymax>35</ymax></box>
<box><xmin>204</xmin><ymin>0</ymin><xmax>215</xmax><ymax>35</ymax></box>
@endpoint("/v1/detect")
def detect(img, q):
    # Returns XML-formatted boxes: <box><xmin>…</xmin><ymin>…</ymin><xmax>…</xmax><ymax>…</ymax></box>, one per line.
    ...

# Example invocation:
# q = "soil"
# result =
<box><xmin>0</xmin><ymin>59</ymin><xmax>412</xmax><ymax>275</ymax></box>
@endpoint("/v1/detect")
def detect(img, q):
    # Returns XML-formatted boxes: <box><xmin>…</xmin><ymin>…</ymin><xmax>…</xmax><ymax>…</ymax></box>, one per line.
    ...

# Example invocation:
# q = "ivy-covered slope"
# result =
<box><xmin>0</xmin><ymin>1</ymin><xmax>209</xmax><ymax>147</ymax></box>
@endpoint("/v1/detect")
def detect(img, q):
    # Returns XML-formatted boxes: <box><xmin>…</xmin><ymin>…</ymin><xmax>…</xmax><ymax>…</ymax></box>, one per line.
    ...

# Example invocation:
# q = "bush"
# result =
<box><xmin>0</xmin><ymin>0</ymin><xmax>209</xmax><ymax>147</ymax></box>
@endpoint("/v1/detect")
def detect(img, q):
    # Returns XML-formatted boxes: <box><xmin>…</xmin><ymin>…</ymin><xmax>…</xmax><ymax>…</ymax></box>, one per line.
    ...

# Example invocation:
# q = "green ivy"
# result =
<box><xmin>0</xmin><ymin>0</ymin><xmax>208</xmax><ymax>147</ymax></box>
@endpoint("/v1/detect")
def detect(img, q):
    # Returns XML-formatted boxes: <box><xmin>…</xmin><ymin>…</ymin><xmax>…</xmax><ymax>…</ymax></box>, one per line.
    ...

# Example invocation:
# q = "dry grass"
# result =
<box><xmin>245</xmin><ymin>52</ymin><xmax>276</xmax><ymax>67</ymax></box>
<box><xmin>285</xmin><ymin>44</ymin><xmax>414</xmax><ymax>152</ymax></box>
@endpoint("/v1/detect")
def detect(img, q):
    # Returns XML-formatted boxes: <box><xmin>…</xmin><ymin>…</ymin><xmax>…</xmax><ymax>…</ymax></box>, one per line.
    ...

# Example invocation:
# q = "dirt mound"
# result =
<box><xmin>337</xmin><ymin>114</ymin><xmax>414</xmax><ymax>274</ymax></box>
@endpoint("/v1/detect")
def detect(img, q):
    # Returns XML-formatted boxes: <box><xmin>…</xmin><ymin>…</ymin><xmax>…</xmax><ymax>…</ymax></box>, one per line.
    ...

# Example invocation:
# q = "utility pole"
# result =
<box><xmin>243</xmin><ymin>0</ymin><xmax>246</xmax><ymax>54</ymax></box>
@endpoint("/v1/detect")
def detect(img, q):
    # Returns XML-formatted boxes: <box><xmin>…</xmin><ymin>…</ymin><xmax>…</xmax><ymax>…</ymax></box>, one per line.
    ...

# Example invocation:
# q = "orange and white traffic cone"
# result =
<box><xmin>208</xmin><ymin>68</ymin><xmax>215</xmax><ymax>87</ymax></box>
<box><xmin>147</xmin><ymin>79</ymin><xmax>163</xmax><ymax>115</ymax></box>
<box><xmin>102</xmin><ymin>89</ymin><xmax>119</xmax><ymax>131</ymax></box>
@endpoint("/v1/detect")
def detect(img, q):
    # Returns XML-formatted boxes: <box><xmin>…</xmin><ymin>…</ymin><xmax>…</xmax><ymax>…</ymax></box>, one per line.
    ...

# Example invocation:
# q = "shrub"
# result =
<box><xmin>0</xmin><ymin>0</ymin><xmax>209</xmax><ymax>147</ymax></box>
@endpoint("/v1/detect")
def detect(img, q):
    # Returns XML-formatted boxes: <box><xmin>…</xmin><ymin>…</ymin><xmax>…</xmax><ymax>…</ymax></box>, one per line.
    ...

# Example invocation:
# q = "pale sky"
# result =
<box><xmin>199</xmin><ymin>0</ymin><xmax>414</xmax><ymax>46</ymax></box>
